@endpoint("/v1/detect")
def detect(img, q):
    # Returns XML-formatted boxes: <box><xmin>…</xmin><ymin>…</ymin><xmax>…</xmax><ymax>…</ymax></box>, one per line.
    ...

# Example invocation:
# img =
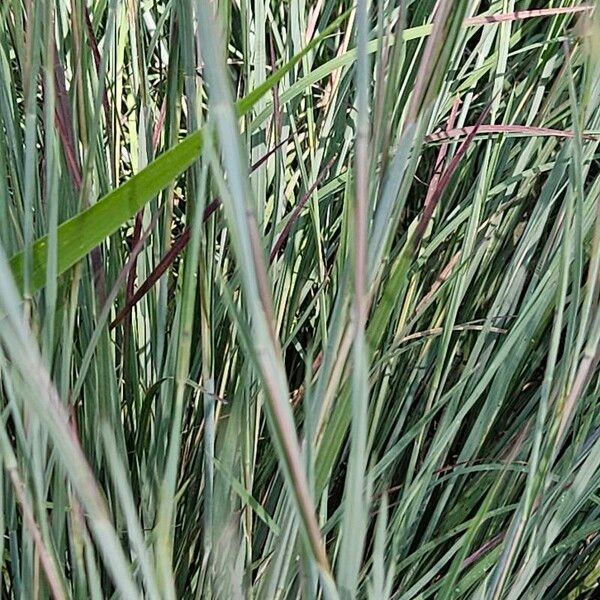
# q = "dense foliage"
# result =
<box><xmin>0</xmin><ymin>0</ymin><xmax>599</xmax><ymax>598</ymax></box>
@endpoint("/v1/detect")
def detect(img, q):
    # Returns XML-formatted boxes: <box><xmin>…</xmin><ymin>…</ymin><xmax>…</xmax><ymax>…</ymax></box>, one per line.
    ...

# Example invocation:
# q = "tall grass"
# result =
<box><xmin>0</xmin><ymin>0</ymin><xmax>599</xmax><ymax>598</ymax></box>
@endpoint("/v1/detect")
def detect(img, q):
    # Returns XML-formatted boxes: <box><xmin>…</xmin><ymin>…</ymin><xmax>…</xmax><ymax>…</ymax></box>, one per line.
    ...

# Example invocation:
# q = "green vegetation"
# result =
<box><xmin>0</xmin><ymin>0</ymin><xmax>599</xmax><ymax>597</ymax></box>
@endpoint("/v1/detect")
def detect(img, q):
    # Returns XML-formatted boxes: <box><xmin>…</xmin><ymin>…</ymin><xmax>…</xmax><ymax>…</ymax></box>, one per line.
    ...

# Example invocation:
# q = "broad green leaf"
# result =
<box><xmin>9</xmin><ymin>9</ymin><xmax>352</xmax><ymax>294</ymax></box>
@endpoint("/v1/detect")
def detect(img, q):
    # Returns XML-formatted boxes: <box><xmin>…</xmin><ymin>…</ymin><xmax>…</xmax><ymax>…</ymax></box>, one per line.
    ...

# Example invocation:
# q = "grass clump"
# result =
<box><xmin>0</xmin><ymin>0</ymin><xmax>600</xmax><ymax>598</ymax></box>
